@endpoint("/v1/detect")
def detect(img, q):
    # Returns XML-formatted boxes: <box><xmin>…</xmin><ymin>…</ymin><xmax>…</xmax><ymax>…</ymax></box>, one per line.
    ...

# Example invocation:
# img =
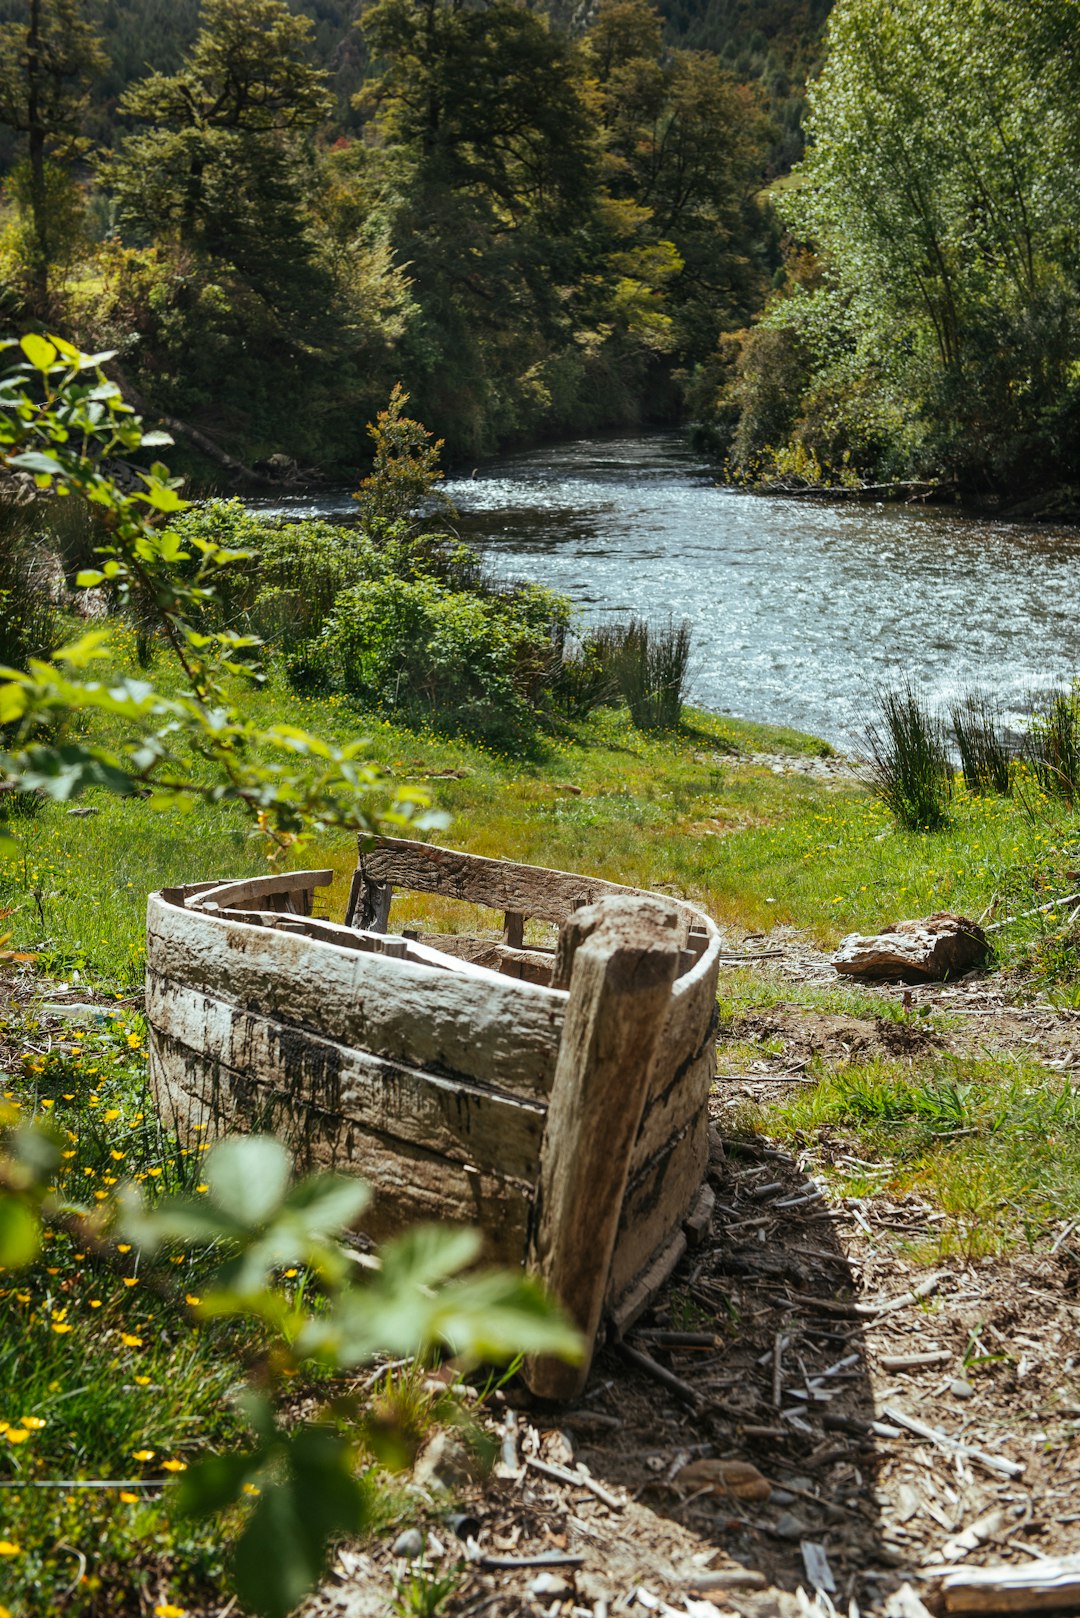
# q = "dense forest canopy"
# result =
<box><xmin>1</xmin><ymin>0</ymin><xmax>1076</xmax><ymax>499</ymax></box>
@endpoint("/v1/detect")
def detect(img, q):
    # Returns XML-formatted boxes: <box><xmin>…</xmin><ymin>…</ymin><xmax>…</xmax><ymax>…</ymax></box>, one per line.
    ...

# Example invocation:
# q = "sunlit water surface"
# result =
<box><xmin>251</xmin><ymin>433</ymin><xmax>1080</xmax><ymax>747</ymax></box>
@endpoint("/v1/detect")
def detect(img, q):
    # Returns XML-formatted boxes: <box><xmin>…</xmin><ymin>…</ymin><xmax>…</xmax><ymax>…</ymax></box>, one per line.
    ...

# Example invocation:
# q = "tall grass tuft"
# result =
<box><xmin>613</xmin><ymin>617</ymin><xmax>693</xmax><ymax>733</ymax></box>
<box><xmin>951</xmin><ymin>689</ymin><xmax>1012</xmax><ymax>795</ymax></box>
<box><xmin>551</xmin><ymin>618</ymin><xmax>693</xmax><ymax>730</ymax></box>
<box><xmin>1026</xmin><ymin>686</ymin><xmax>1080</xmax><ymax>804</ymax></box>
<box><xmin>863</xmin><ymin>683</ymin><xmax>952</xmax><ymax>831</ymax></box>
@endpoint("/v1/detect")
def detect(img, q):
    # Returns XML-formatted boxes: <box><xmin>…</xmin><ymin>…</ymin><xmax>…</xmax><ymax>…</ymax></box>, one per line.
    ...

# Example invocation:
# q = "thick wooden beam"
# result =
<box><xmin>524</xmin><ymin>895</ymin><xmax>683</xmax><ymax>1401</ymax></box>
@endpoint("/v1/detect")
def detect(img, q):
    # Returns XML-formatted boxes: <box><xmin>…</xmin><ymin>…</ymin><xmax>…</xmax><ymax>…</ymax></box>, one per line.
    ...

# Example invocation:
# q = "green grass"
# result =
<box><xmin>757</xmin><ymin>1051</ymin><xmax>1080</xmax><ymax>1259</ymax></box>
<box><xmin>0</xmin><ymin>1008</ymin><xmax>248</xmax><ymax>1616</ymax></box>
<box><xmin>5</xmin><ymin>638</ymin><xmax>1080</xmax><ymax>987</ymax></box>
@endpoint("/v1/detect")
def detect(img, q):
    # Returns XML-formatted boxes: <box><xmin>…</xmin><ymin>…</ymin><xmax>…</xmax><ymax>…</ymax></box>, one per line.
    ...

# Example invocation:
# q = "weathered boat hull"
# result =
<box><xmin>147</xmin><ymin>839</ymin><xmax>721</xmax><ymax>1396</ymax></box>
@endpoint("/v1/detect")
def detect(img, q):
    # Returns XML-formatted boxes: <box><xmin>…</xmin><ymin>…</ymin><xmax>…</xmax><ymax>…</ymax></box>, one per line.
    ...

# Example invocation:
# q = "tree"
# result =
<box><xmin>0</xmin><ymin>0</ymin><xmax>107</xmax><ymax>310</ymax></box>
<box><xmin>583</xmin><ymin>0</ymin><xmax>768</xmax><ymax>386</ymax></box>
<box><xmin>763</xmin><ymin>0</ymin><xmax>1080</xmax><ymax>490</ymax></box>
<box><xmin>357</xmin><ymin>0</ymin><xmax>599</xmax><ymax>449</ymax></box>
<box><xmin>108</xmin><ymin>0</ymin><xmax>332</xmax><ymax>315</ymax></box>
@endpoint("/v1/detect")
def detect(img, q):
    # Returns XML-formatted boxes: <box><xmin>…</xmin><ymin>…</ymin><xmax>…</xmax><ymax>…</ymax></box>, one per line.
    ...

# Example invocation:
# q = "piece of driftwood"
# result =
<box><xmin>146</xmin><ymin>837</ymin><xmax>722</xmax><ymax>1396</ymax></box>
<box><xmin>834</xmin><ymin>912</ymin><xmax>988</xmax><ymax>983</ymax></box>
<box><xmin>940</xmin><ymin>1556</ymin><xmax>1080</xmax><ymax>1612</ymax></box>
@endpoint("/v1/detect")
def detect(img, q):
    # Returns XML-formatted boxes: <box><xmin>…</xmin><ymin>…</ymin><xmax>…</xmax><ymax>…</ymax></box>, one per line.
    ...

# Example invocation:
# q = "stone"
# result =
<box><xmin>833</xmin><ymin>912</ymin><xmax>988</xmax><ymax>983</ymax></box>
<box><xmin>949</xmin><ymin>1378</ymin><xmax>976</xmax><ymax>1400</ymax></box>
<box><xmin>391</xmin><ymin>1528</ymin><xmax>425</xmax><ymax>1559</ymax></box>
<box><xmin>528</xmin><ymin>1572</ymin><xmax>575</xmax><ymax>1600</ymax></box>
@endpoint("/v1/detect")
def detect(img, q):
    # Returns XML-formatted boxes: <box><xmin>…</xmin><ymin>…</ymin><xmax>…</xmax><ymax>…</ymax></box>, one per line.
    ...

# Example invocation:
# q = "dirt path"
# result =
<box><xmin>314</xmin><ymin>950</ymin><xmax>1080</xmax><ymax>1618</ymax></box>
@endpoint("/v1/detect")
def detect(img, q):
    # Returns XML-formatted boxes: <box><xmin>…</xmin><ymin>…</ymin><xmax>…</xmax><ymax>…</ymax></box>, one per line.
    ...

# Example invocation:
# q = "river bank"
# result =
<box><xmin>246</xmin><ymin>430</ymin><xmax>1080</xmax><ymax>750</ymax></box>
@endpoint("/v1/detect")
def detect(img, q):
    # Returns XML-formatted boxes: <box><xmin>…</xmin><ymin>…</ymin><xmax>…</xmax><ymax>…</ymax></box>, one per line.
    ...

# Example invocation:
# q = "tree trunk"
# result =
<box><xmin>26</xmin><ymin>0</ymin><xmax>49</xmax><ymax>314</ymax></box>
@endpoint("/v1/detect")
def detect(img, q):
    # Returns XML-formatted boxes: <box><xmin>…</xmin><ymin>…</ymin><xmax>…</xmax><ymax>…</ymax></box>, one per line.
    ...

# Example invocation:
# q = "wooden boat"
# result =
<box><xmin>147</xmin><ymin>837</ymin><xmax>721</xmax><ymax>1397</ymax></box>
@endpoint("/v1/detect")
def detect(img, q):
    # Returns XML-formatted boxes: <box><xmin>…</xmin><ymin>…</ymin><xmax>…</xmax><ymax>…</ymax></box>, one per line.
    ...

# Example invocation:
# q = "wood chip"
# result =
<box><xmin>525</xmin><ymin>1455</ymin><xmax>625</xmax><ymax>1512</ymax></box>
<box><xmin>800</xmin><ymin>1541</ymin><xmax>837</xmax><ymax>1596</ymax></box>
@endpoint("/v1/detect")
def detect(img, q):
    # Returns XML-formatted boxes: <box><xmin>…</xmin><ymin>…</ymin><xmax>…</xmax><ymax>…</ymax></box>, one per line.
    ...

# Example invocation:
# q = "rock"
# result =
<box><xmin>833</xmin><ymin>912</ymin><xmax>988</xmax><ymax>983</ymax></box>
<box><xmin>676</xmin><ymin>1458</ymin><xmax>772</xmax><ymax>1502</ymax></box>
<box><xmin>772</xmin><ymin>1510</ymin><xmax>805</xmax><ymax>1540</ymax></box>
<box><xmin>391</xmin><ymin>1528</ymin><xmax>425</xmax><ymax>1559</ymax></box>
<box><xmin>949</xmin><ymin>1378</ymin><xmax>976</xmax><ymax>1400</ymax></box>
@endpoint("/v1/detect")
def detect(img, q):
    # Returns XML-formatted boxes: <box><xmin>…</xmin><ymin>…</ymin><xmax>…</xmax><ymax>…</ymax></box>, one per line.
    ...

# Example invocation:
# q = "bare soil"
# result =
<box><xmin>313</xmin><ymin>948</ymin><xmax>1080</xmax><ymax>1618</ymax></box>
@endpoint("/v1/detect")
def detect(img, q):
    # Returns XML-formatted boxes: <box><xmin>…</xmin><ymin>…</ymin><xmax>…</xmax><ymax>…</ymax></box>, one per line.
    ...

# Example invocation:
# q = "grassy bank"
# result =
<box><xmin>4</xmin><ymin>657</ymin><xmax>1080</xmax><ymax>989</ymax></box>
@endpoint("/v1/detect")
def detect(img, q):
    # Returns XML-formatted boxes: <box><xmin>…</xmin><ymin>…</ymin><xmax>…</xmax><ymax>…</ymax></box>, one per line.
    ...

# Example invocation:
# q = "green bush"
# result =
<box><xmin>293</xmin><ymin>575</ymin><xmax>561</xmax><ymax>746</ymax></box>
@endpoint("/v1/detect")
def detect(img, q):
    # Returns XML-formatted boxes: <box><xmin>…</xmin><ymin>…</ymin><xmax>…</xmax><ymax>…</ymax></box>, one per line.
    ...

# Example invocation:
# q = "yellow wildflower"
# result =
<box><xmin>121</xmin><ymin>1334</ymin><xmax>143</xmax><ymax>1348</ymax></box>
<box><xmin>161</xmin><ymin>1459</ymin><xmax>187</xmax><ymax>1473</ymax></box>
<box><xmin>132</xmin><ymin>1449</ymin><xmax>154</xmax><ymax>1462</ymax></box>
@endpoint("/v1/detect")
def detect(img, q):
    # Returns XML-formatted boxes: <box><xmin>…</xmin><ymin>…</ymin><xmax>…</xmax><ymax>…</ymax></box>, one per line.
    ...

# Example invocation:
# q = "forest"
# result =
<box><xmin>2</xmin><ymin>0</ymin><xmax>1074</xmax><ymax>497</ymax></box>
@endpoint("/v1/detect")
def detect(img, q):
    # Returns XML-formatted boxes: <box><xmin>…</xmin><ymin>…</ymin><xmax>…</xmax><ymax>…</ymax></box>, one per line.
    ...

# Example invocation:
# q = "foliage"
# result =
<box><xmin>352</xmin><ymin>382</ymin><xmax>455</xmax><ymax>538</ymax></box>
<box><xmin>0</xmin><ymin>1098</ymin><xmax>580</xmax><ymax>1618</ymax></box>
<box><xmin>0</xmin><ymin>335</ymin><xmax>438</xmax><ymax>856</ymax></box>
<box><xmin>862</xmin><ymin>683</ymin><xmax>952</xmax><ymax>832</ymax></box>
<box><xmin>728</xmin><ymin>0</ymin><xmax>1080</xmax><ymax>494</ymax></box>
<box><xmin>295</xmin><ymin>574</ymin><xmax>568</xmax><ymax>748</ymax></box>
<box><xmin>0</xmin><ymin>0</ymin><xmax>106</xmax><ymax>308</ymax></box>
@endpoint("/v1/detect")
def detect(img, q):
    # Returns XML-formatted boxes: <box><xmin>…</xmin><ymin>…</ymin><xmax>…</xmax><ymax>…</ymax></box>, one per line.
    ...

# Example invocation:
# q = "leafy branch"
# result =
<box><xmin>0</xmin><ymin>333</ymin><xmax>442</xmax><ymax>854</ymax></box>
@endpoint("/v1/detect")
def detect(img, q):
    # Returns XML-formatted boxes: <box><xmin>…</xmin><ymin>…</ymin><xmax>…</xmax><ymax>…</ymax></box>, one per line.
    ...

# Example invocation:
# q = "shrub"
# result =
<box><xmin>1027</xmin><ymin>686</ymin><xmax>1080</xmax><ymax>804</ymax></box>
<box><xmin>863</xmin><ymin>684</ymin><xmax>952</xmax><ymax>831</ymax></box>
<box><xmin>294</xmin><ymin>575</ymin><xmax>550</xmax><ymax>746</ymax></box>
<box><xmin>951</xmin><ymin>690</ymin><xmax>1012</xmax><ymax>796</ymax></box>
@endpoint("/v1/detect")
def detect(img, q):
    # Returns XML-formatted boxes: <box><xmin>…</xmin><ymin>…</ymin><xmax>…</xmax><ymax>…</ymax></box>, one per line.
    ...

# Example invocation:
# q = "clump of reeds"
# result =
<box><xmin>612</xmin><ymin>617</ymin><xmax>692</xmax><ymax>733</ymax></box>
<box><xmin>552</xmin><ymin>617</ymin><xmax>693</xmax><ymax>732</ymax></box>
<box><xmin>950</xmin><ymin>689</ymin><xmax>1012</xmax><ymax>795</ymax></box>
<box><xmin>1026</xmin><ymin>686</ymin><xmax>1080</xmax><ymax>804</ymax></box>
<box><xmin>863</xmin><ymin>682</ymin><xmax>952</xmax><ymax>831</ymax></box>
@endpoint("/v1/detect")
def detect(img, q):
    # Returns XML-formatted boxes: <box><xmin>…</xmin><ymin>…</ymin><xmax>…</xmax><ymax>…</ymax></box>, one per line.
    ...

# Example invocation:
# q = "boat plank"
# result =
<box><xmin>147</xmin><ymin>973</ymin><xmax>546</xmax><ymax>1179</ymax></box>
<box><xmin>607</xmin><ymin>1111</ymin><xmax>709</xmax><ymax>1305</ymax></box>
<box><xmin>151</xmin><ymin>1042</ymin><xmax>533</xmax><ymax>1263</ymax></box>
<box><xmin>360</xmin><ymin>836</ymin><xmax>694</xmax><ymax>937</ymax></box>
<box><xmin>146</xmin><ymin>894</ymin><xmax>565</xmax><ymax>1100</ymax></box>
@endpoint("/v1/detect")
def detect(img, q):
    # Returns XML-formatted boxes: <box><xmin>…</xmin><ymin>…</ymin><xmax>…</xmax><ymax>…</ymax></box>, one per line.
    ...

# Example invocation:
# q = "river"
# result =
<box><xmin>252</xmin><ymin>431</ymin><xmax>1080</xmax><ymax>748</ymax></box>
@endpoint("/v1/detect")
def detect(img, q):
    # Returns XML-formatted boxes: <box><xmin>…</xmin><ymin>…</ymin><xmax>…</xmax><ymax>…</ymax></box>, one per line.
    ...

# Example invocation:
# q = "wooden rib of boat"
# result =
<box><xmin>147</xmin><ymin>836</ymin><xmax>721</xmax><ymax>1398</ymax></box>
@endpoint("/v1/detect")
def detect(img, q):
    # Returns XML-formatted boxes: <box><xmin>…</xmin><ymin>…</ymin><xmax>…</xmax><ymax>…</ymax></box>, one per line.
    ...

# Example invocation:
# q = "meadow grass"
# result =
<box><xmin>5</xmin><ymin>643</ymin><xmax>1080</xmax><ymax>986</ymax></box>
<box><xmin>745</xmin><ymin>1050</ymin><xmax>1080</xmax><ymax>1260</ymax></box>
<box><xmin>0</xmin><ymin>1009</ymin><xmax>248</xmax><ymax>1615</ymax></box>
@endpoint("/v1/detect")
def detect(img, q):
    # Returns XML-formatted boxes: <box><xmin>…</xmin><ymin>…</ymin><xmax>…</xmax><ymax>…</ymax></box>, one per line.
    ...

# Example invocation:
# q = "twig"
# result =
<box><xmin>772</xmin><ymin>1331</ymin><xmax>784</xmax><ymax>1410</ymax></box>
<box><xmin>525</xmin><ymin>1455</ymin><xmax>625</xmax><ymax>1512</ymax></box>
<box><xmin>478</xmin><ymin>1551</ymin><xmax>586</xmax><ymax>1570</ymax></box>
<box><xmin>616</xmin><ymin>1341</ymin><xmax>700</xmax><ymax>1409</ymax></box>
<box><xmin>985</xmin><ymin>890</ymin><xmax>1080</xmax><ymax>933</ymax></box>
<box><xmin>881</xmin><ymin>1404</ymin><xmax>1024</xmax><ymax>1478</ymax></box>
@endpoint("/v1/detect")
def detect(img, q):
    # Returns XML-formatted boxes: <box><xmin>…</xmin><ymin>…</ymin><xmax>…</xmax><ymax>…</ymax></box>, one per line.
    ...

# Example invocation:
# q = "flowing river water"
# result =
<box><xmin>253</xmin><ymin>431</ymin><xmax>1080</xmax><ymax>748</ymax></box>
